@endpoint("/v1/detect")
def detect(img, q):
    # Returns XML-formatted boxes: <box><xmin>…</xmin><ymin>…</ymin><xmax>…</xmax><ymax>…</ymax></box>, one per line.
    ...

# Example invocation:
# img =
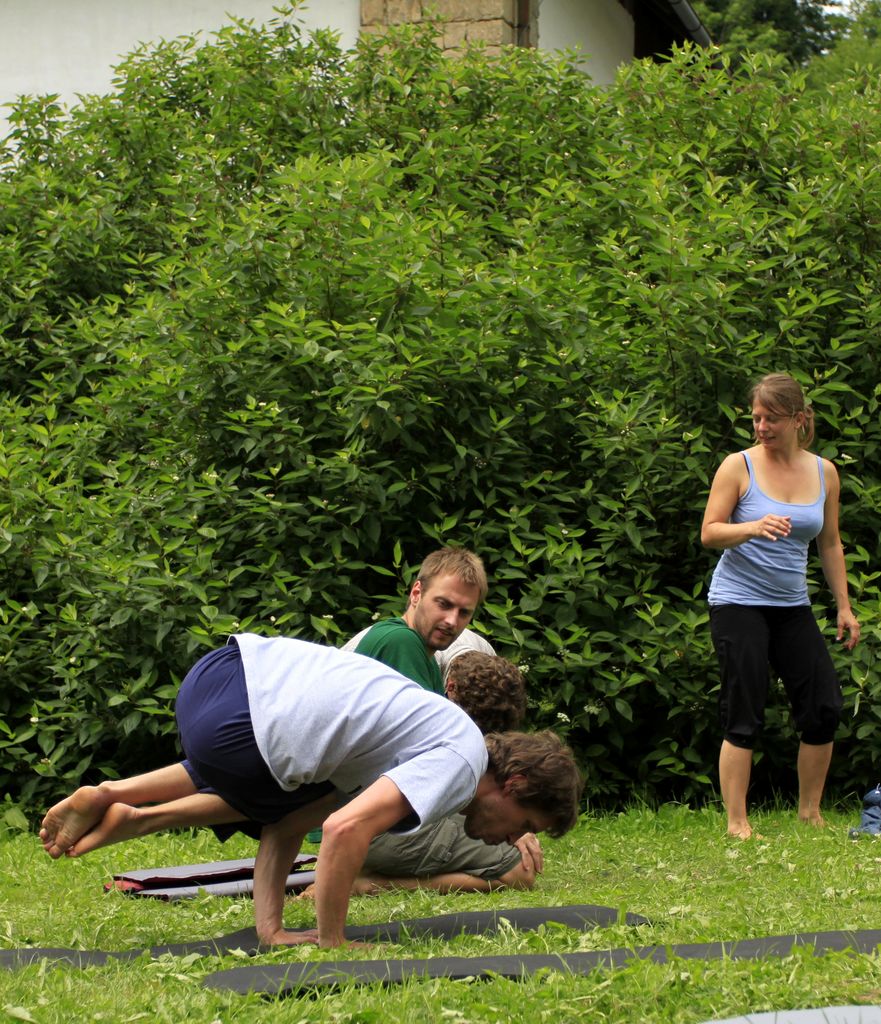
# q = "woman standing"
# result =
<box><xmin>701</xmin><ymin>373</ymin><xmax>860</xmax><ymax>839</ymax></box>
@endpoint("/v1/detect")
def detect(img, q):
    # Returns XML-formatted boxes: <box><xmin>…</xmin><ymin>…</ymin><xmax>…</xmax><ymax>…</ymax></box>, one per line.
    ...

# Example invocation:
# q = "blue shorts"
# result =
<box><xmin>709</xmin><ymin>604</ymin><xmax>842</xmax><ymax>749</ymax></box>
<box><xmin>176</xmin><ymin>643</ymin><xmax>334</xmax><ymax>826</ymax></box>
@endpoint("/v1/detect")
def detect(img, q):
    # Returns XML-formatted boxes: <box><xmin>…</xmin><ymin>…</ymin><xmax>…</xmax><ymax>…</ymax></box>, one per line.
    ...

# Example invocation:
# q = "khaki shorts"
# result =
<box><xmin>363</xmin><ymin>814</ymin><xmax>521</xmax><ymax>881</ymax></box>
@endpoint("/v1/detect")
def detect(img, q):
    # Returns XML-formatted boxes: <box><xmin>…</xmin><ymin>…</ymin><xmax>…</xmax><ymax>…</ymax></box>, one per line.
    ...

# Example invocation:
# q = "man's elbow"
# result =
<box><xmin>321</xmin><ymin>811</ymin><xmax>371</xmax><ymax>852</ymax></box>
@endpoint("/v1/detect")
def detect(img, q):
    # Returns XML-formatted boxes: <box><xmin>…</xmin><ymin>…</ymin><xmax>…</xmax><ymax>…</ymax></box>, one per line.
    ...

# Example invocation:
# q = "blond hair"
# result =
<box><xmin>417</xmin><ymin>547</ymin><xmax>488</xmax><ymax>603</ymax></box>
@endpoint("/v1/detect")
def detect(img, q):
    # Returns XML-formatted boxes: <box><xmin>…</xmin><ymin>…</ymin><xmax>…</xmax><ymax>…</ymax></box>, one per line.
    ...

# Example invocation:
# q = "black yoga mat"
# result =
<box><xmin>202</xmin><ymin>928</ymin><xmax>881</xmax><ymax>996</ymax></box>
<box><xmin>106</xmin><ymin>854</ymin><xmax>317</xmax><ymax>900</ymax></box>
<box><xmin>0</xmin><ymin>903</ymin><xmax>642</xmax><ymax>970</ymax></box>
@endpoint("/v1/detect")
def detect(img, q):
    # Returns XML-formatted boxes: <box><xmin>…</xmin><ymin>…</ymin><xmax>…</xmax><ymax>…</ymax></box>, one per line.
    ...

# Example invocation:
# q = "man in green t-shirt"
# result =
<box><xmin>307</xmin><ymin>547</ymin><xmax>485</xmax><ymax>842</ymax></box>
<box><xmin>345</xmin><ymin>547</ymin><xmax>489</xmax><ymax>693</ymax></box>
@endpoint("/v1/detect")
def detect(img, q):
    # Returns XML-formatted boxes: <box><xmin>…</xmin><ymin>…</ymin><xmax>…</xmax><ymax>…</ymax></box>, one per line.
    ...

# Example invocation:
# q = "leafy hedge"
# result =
<box><xmin>2</xmin><ymin>10</ymin><xmax>880</xmax><ymax>814</ymax></box>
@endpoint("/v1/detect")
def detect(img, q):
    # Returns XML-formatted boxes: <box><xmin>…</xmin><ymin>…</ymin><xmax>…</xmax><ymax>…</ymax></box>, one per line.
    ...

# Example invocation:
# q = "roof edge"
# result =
<box><xmin>666</xmin><ymin>0</ymin><xmax>713</xmax><ymax>47</ymax></box>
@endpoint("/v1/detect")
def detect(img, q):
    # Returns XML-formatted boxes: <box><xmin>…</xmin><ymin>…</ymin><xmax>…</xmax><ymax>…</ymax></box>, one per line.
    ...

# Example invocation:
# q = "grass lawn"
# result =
<box><xmin>1</xmin><ymin>803</ymin><xmax>880</xmax><ymax>1022</ymax></box>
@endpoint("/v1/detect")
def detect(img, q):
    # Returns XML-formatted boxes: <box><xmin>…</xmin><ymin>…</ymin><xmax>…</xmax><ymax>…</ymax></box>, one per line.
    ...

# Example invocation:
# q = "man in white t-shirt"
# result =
<box><xmin>41</xmin><ymin>636</ymin><xmax>582</xmax><ymax>948</ymax></box>
<box><xmin>339</xmin><ymin>624</ymin><xmax>545</xmax><ymax>894</ymax></box>
<box><xmin>435</xmin><ymin>628</ymin><xmax>496</xmax><ymax>681</ymax></box>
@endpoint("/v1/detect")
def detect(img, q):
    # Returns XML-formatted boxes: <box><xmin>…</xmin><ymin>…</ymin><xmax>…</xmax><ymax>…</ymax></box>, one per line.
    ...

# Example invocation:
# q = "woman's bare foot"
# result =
<box><xmin>70</xmin><ymin>803</ymin><xmax>146</xmax><ymax>856</ymax></box>
<box><xmin>798</xmin><ymin>813</ymin><xmax>826</xmax><ymax>828</ymax></box>
<box><xmin>727</xmin><ymin>820</ymin><xmax>762</xmax><ymax>840</ymax></box>
<box><xmin>40</xmin><ymin>787</ymin><xmax>110</xmax><ymax>858</ymax></box>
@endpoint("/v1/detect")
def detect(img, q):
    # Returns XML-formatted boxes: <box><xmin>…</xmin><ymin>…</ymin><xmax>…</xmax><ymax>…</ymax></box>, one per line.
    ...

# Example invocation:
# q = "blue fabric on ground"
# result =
<box><xmin>698</xmin><ymin>1007</ymin><xmax>881</xmax><ymax>1024</ymax></box>
<box><xmin>849</xmin><ymin>784</ymin><xmax>881</xmax><ymax>838</ymax></box>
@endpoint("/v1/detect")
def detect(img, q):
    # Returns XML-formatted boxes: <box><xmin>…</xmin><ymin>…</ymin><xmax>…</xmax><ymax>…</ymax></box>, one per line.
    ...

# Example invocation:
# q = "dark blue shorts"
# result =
<box><xmin>709</xmin><ymin>604</ymin><xmax>842</xmax><ymax>749</ymax></box>
<box><xmin>176</xmin><ymin>643</ymin><xmax>334</xmax><ymax>826</ymax></box>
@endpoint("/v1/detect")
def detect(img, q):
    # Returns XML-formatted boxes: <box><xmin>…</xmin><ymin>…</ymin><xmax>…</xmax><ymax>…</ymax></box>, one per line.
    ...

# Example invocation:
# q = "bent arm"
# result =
<box><xmin>314</xmin><ymin>776</ymin><xmax>414</xmax><ymax>947</ymax></box>
<box><xmin>815</xmin><ymin>461</ymin><xmax>860</xmax><ymax>650</ymax></box>
<box><xmin>253</xmin><ymin>790</ymin><xmax>341</xmax><ymax>946</ymax></box>
<box><xmin>701</xmin><ymin>452</ymin><xmax>791</xmax><ymax>549</ymax></box>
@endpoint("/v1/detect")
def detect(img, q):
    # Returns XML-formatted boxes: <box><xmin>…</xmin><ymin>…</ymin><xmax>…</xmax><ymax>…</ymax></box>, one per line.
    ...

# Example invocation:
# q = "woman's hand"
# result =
<box><xmin>837</xmin><ymin>607</ymin><xmax>861</xmax><ymax>651</ymax></box>
<box><xmin>752</xmin><ymin>514</ymin><xmax>791</xmax><ymax>541</ymax></box>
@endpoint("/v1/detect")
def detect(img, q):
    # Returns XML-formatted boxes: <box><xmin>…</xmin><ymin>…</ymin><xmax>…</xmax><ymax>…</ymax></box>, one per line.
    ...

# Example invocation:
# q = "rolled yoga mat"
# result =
<box><xmin>0</xmin><ymin>903</ymin><xmax>645</xmax><ymax>970</ymax></box>
<box><xmin>105</xmin><ymin>854</ymin><xmax>317</xmax><ymax>900</ymax></box>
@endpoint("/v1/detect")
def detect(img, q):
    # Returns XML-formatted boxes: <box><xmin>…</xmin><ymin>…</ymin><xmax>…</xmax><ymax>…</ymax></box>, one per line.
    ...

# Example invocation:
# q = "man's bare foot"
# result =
<box><xmin>296</xmin><ymin>876</ymin><xmax>381</xmax><ymax>900</ymax></box>
<box><xmin>69</xmin><ymin>803</ymin><xmax>145</xmax><ymax>856</ymax></box>
<box><xmin>40</xmin><ymin>787</ymin><xmax>110</xmax><ymax>858</ymax></box>
<box><xmin>350</xmin><ymin>876</ymin><xmax>382</xmax><ymax>896</ymax></box>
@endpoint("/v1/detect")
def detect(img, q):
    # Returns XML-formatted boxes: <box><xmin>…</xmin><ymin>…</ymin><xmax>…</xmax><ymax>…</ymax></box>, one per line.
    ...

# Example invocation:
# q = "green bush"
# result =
<box><xmin>1</xmin><ymin>11</ymin><xmax>880</xmax><ymax>813</ymax></box>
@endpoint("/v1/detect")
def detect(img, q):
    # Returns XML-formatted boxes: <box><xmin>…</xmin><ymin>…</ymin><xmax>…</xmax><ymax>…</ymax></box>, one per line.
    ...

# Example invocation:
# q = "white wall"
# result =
<box><xmin>0</xmin><ymin>0</ymin><xmax>634</xmax><ymax>139</ymax></box>
<box><xmin>0</xmin><ymin>0</ymin><xmax>360</xmax><ymax>135</ymax></box>
<box><xmin>536</xmin><ymin>0</ymin><xmax>634</xmax><ymax>85</ymax></box>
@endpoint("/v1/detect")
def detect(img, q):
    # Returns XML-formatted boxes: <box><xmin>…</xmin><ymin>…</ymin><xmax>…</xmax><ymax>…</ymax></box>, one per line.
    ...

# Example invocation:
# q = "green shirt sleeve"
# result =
<box><xmin>354</xmin><ymin>618</ymin><xmax>444</xmax><ymax>694</ymax></box>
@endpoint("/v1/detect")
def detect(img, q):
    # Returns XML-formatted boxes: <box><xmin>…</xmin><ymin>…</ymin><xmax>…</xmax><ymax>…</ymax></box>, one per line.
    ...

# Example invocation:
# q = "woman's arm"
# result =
<box><xmin>815</xmin><ymin>460</ymin><xmax>860</xmax><ymax>650</ymax></box>
<box><xmin>700</xmin><ymin>452</ymin><xmax>792</xmax><ymax>549</ymax></box>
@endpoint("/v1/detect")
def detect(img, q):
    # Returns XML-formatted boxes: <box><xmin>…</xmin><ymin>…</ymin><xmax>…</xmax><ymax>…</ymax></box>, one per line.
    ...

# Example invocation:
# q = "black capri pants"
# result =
<box><xmin>709</xmin><ymin>604</ymin><xmax>842</xmax><ymax>750</ymax></box>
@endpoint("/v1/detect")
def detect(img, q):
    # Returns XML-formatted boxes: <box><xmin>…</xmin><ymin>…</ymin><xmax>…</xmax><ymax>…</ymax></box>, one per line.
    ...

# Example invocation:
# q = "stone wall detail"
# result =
<box><xmin>361</xmin><ymin>1</ymin><xmax>533</xmax><ymax>53</ymax></box>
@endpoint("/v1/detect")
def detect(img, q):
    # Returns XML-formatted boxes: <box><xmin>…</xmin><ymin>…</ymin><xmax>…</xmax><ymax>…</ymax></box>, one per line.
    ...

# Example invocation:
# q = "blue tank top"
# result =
<box><xmin>707</xmin><ymin>451</ymin><xmax>825</xmax><ymax>607</ymax></box>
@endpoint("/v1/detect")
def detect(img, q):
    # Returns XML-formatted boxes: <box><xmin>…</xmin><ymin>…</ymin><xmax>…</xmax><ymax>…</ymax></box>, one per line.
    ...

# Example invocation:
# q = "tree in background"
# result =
<box><xmin>693</xmin><ymin>0</ymin><xmax>842</xmax><ymax>63</ymax></box>
<box><xmin>808</xmin><ymin>0</ymin><xmax>881</xmax><ymax>85</ymax></box>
